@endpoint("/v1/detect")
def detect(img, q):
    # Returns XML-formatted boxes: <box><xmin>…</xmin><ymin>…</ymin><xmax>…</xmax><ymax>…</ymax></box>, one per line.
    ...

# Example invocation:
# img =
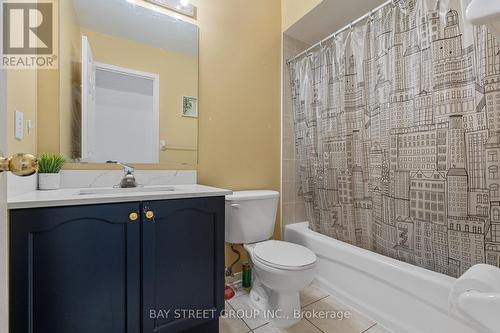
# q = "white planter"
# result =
<box><xmin>38</xmin><ymin>173</ymin><xmax>61</xmax><ymax>190</ymax></box>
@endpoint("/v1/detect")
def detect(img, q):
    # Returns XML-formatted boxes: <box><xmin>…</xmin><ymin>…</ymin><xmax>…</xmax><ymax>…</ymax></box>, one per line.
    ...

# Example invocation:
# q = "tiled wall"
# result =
<box><xmin>282</xmin><ymin>34</ymin><xmax>309</xmax><ymax>229</ymax></box>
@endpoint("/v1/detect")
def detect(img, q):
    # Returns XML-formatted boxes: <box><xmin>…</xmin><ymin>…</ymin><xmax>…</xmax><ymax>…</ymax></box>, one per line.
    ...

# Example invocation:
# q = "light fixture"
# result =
<box><xmin>144</xmin><ymin>0</ymin><xmax>196</xmax><ymax>18</ymax></box>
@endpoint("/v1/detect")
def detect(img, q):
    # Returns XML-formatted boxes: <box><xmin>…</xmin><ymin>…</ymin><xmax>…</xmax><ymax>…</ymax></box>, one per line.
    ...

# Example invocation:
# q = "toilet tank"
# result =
<box><xmin>225</xmin><ymin>190</ymin><xmax>280</xmax><ymax>244</ymax></box>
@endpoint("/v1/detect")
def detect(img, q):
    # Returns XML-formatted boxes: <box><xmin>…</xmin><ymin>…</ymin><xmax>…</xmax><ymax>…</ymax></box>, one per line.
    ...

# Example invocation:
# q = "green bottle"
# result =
<box><xmin>242</xmin><ymin>262</ymin><xmax>251</xmax><ymax>288</ymax></box>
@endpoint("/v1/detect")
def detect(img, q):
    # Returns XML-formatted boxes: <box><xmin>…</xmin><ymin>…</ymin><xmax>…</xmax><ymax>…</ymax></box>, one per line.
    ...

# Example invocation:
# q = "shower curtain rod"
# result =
<box><xmin>286</xmin><ymin>0</ymin><xmax>394</xmax><ymax>65</ymax></box>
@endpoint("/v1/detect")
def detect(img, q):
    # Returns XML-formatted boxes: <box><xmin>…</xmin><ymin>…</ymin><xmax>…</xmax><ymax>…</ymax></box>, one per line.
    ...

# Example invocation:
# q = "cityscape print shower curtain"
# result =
<box><xmin>289</xmin><ymin>0</ymin><xmax>500</xmax><ymax>277</ymax></box>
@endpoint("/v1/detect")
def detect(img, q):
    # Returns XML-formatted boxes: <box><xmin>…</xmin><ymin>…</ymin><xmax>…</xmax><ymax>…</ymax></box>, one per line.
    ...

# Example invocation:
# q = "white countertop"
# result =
<box><xmin>8</xmin><ymin>184</ymin><xmax>232</xmax><ymax>209</ymax></box>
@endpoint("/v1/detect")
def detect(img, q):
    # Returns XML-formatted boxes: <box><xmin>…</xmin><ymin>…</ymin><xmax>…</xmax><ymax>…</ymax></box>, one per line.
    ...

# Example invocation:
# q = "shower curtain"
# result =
<box><xmin>288</xmin><ymin>0</ymin><xmax>500</xmax><ymax>277</ymax></box>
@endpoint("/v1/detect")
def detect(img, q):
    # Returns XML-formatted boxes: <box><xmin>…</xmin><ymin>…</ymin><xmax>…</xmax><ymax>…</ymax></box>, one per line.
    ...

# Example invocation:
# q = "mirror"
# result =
<box><xmin>59</xmin><ymin>0</ymin><xmax>198</xmax><ymax>165</ymax></box>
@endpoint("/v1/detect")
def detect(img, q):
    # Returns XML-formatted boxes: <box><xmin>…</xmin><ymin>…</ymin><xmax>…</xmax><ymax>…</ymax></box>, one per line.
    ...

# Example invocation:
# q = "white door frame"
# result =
<box><xmin>95</xmin><ymin>62</ymin><xmax>160</xmax><ymax>163</ymax></box>
<box><xmin>0</xmin><ymin>67</ymin><xmax>8</xmax><ymax>333</ymax></box>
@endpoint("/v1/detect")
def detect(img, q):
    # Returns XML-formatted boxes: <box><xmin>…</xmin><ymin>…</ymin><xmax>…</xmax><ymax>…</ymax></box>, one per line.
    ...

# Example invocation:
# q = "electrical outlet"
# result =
<box><xmin>15</xmin><ymin>111</ymin><xmax>24</xmax><ymax>140</ymax></box>
<box><xmin>27</xmin><ymin>119</ymin><xmax>34</xmax><ymax>134</ymax></box>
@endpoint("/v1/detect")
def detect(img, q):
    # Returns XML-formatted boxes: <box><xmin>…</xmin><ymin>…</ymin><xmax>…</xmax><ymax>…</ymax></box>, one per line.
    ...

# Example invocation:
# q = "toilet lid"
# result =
<box><xmin>253</xmin><ymin>240</ymin><xmax>316</xmax><ymax>269</ymax></box>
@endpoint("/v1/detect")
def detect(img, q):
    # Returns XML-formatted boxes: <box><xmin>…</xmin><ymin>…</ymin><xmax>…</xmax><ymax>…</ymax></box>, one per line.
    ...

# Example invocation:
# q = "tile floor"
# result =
<box><xmin>220</xmin><ymin>282</ymin><xmax>392</xmax><ymax>333</ymax></box>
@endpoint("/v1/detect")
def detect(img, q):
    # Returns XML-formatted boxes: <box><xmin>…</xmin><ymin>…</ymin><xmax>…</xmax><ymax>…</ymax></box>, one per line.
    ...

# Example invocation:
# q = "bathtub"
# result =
<box><xmin>285</xmin><ymin>222</ymin><xmax>485</xmax><ymax>333</ymax></box>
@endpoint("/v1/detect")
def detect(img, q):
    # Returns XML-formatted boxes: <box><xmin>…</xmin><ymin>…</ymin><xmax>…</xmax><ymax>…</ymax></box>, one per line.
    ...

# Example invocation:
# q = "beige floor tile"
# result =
<box><xmin>300</xmin><ymin>284</ymin><xmax>329</xmax><ymax>308</ymax></box>
<box><xmin>220</xmin><ymin>302</ymin><xmax>251</xmax><ymax>333</ymax></box>
<box><xmin>227</xmin><ymin>294</ymin><xmax>269</xmax><ymax>329</ymax></box>
<box><xmin>363</xmin><ymin>323</ymin><xmax>393</xmax><ymax>333</ymax></box>
<box><xmin>253</xmin><ymin>319</ymin><xmax>322</xmax><ymax>333</ymax></box>
<box><xmin>219</xmin><ymin>316</ymin><xmax>251</xmax><ymax>333</ymax></box>
<box><xmin>302</xmin><ymin>296</ymin><xmax>375</xmax><ymax>333</ymax></box>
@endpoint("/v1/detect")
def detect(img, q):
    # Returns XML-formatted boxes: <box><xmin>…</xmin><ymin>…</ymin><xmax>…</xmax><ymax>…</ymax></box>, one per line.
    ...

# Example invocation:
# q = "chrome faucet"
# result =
<box><xmin>108</xmin><ymin>161</ymin><xmax>139</xmax><ymax>188</ymax></box>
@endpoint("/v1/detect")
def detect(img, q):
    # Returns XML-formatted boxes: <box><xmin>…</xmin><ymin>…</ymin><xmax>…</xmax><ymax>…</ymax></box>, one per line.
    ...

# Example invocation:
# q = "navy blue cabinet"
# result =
<box><xmin>10</xmin><ymin>197</ymin><xmax>225</xmax><ymax>333</ymax></box>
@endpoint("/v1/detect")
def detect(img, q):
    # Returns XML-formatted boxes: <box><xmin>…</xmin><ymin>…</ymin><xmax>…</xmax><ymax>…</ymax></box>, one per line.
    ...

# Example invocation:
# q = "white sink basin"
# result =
<box><xmin>78</xmin><ymin>186</ymin><xmax>177</xmax><ymax>196</ymax></box>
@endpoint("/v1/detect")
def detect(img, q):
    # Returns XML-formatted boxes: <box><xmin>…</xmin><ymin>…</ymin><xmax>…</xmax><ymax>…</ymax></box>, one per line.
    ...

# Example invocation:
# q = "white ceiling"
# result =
<box><xmin>285</xmin><ymin>0</ymin><xmax>387</xmax><ymax>45</ymax></box>
<box><xmin>72</xmin><ymin>0</ymin><xmax>198</xmax><ymax>56</ymax></box>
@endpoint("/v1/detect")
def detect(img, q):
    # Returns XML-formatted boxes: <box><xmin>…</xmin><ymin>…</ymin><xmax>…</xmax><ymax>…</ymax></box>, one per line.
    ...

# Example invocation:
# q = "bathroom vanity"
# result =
<box><xmin>8</xmin><ymin>184</ymin><xmax>231</xmax><ymax>333</ymax></box>
<box><xmin>4</xmin><ymin>0</ymin><xmax>221</xmax><ymax>330</ymax></box>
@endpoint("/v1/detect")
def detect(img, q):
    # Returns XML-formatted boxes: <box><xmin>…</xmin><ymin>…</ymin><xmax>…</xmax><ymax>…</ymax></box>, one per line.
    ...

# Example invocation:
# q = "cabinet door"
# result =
<box><xmin>10</xmin><ymin>203</ymin><xmax>141</xmax><ymax>333</ymax></box>
<box><xmin>142</xmin><ymin>197</ymin><xmax>225</xmax><ymax>333</ymax></box>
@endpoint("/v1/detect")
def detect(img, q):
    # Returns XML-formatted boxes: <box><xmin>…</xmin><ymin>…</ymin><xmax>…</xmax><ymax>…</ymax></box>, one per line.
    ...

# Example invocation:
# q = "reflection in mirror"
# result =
<box><xmin>60</xmin><ymin>0</ymin><xmax>199</xmax><ymax>165</ymax></box>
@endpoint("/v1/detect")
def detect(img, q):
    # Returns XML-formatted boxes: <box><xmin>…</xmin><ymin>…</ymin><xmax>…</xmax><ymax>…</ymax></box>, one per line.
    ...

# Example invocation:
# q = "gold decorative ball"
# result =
<box><xmin>9</xmin><ymin>153</ymin><xmax>38</xmax><ymax>176</ymax></box>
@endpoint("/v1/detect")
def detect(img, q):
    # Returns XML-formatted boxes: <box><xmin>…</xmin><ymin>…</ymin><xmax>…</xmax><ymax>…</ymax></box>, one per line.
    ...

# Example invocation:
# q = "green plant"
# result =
<box><xmin>37</xmin><ymin>153</ymin><xmax>66</xmax><ymax>174</ymax></box>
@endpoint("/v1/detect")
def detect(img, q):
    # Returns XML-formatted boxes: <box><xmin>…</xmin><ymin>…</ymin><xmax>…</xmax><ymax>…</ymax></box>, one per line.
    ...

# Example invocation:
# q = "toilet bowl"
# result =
<box><xmin>225</xmin><ymin>190</ymin><xmax>317</xmax><ymax>328</ymax></box>
<box><xmin>244</xmin><ymin>240</ymin><xmax>317</xmax><ymax>328</ymax></box>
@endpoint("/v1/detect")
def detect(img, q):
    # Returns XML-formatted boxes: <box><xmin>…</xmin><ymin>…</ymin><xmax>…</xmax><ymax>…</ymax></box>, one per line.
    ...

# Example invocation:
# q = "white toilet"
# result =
<box><xmin>225</xmin><ymin>190</ymin><xmax>317</xmax><ymax>328</ymax></box>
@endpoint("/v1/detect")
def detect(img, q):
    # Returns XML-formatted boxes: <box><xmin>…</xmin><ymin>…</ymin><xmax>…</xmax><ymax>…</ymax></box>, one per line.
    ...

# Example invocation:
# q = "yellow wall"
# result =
<box><xmin>192</xmin><ymin>0</ymin><xmax>281</xmax><ymax>189</ymax></box>
<box><xmin>281</xmin><ymin>0</ymin><xmax>323</xmax><ymax>32</ymax></box>
<box><xmin>37</xmin><ymin>0</ymin><xmax>78</xmax><ymax>156</ymax></box>
<box><xmin>6</xmin><ymin>70</ymin><xmax>37</xmax><ymax>155</ymax></box>
<box><xmin>192</xmin><ymin>0</ymin><xmax>282</xmax><ymax>268</ymax></box>
<box><xmin>36</xmin><ymin>69</ymin><xmax>59</xmax><ymax>154</ymax></box>
<box><xmin>80</xmin><ymin>29</ymin><xmax>198</xmax><ymax>165</ymax></box>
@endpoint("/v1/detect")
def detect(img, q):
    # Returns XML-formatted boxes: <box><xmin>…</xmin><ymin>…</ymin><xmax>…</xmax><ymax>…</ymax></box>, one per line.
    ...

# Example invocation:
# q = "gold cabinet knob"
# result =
<box><xmin>145</xmin><ymin>210</ymin><xmax>155</xmax><ymax>219</ymax></box>
<box><xmin>129</xmin><ymin>212</ymin><xmax>139</xmax><ymax>222</ymax></box>
<box><xmin>0</xmin><ymin>153</ymin><xmax>37</xmax><ymax>176</ymax></box>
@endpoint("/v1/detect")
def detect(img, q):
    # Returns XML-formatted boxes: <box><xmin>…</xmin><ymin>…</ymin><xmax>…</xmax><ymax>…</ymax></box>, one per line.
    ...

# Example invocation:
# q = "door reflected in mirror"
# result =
<box><xmin>59</xmin><ymin>0</ymin><xmax>198</xmax><ymax>165</ymax></box>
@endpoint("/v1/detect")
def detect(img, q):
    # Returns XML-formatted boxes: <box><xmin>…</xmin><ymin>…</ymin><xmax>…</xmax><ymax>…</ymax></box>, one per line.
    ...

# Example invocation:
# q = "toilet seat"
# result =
<box><xmin>253</xmin><ymin>240</ymin><xmax>316</xmax><ymax>271</ymax></box>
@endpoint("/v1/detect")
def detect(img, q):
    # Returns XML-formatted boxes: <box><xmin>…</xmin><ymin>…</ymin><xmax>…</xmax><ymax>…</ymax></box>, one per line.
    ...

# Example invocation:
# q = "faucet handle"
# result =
<box><xmin>119</xmin><ymin>163</ymin><xmax>135</xmax><ymax>174</ymax></box>
<box><xmin>107</xmin><ymin>161</ymin><xmax>139</xmax><ymax>188</ymax></box>
<box><xmin>107</xmin><ymin>161</ymin><xmax>135</xmax><ymax>174</ymax></box>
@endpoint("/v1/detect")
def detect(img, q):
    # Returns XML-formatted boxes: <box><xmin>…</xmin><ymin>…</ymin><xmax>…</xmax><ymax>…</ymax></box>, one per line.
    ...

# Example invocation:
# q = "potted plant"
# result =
<box><xmin>37</xmin><ymin>153</ymin><xmax>66</xmax><ymax>190</ymax></box>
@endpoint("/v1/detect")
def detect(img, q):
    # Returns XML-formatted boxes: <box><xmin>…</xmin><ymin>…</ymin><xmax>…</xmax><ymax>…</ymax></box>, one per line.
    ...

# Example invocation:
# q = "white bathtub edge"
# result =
<box><xmin>285</xmin><ymin>222</ymin><xmax>485</xmax><ymax>333</ymax></box>
<box><xmin>312</xmin><ymin>275</ymin><xmax>412</xmax><ymax>333</ymax></box>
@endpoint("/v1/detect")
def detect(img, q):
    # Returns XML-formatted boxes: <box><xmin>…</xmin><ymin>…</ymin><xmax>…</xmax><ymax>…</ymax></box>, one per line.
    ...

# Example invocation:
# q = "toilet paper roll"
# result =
<box><xmin>449</xmin><ymin>264</ymin><xmax>500</xmax><ymax>308</ymax></box>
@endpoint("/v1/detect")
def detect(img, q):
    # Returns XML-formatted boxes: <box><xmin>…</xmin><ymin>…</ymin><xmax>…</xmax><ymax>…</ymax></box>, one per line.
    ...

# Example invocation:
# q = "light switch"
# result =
<box><xmin>15</xmin><ymin>111</ymin><xmax>24</xmax><ymax>140</ymax></box>
<box><xmin>160</xmin><ymin>140</ymin><xmax>167</xmax><ymax>151</ymax></box>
